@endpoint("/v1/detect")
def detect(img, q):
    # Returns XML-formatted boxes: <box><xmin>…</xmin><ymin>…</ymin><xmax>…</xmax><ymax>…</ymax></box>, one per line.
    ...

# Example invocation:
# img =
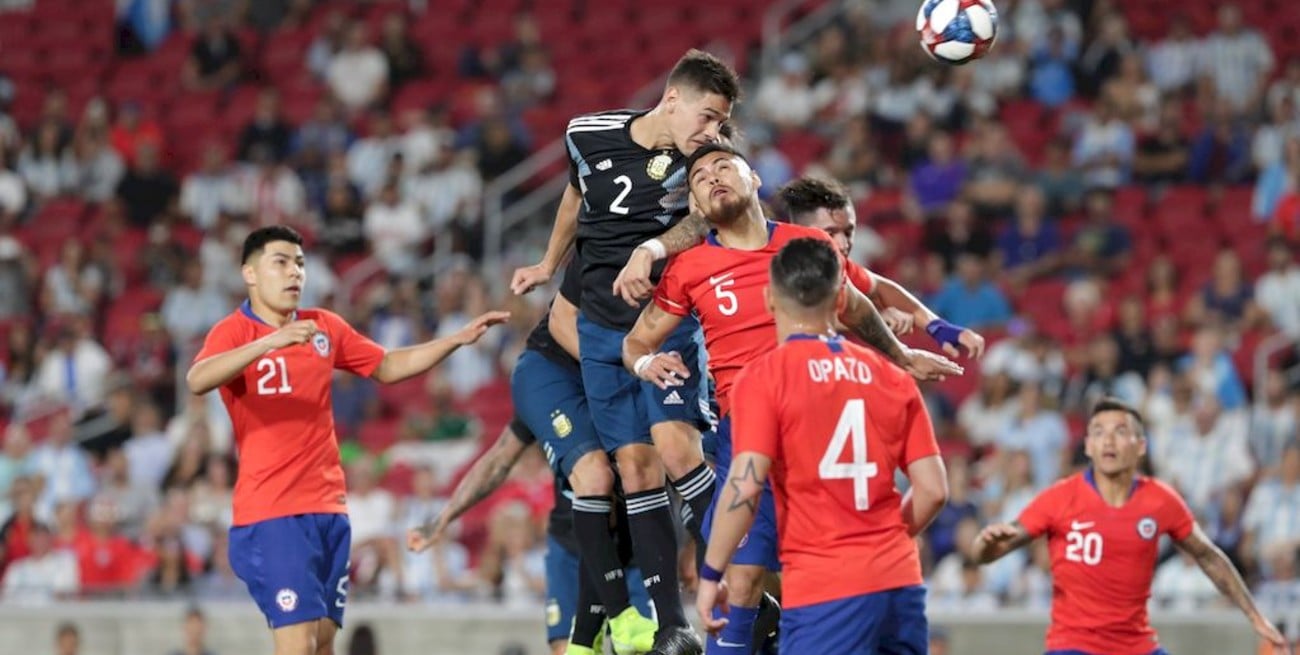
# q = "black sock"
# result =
<box><xmin>573</xmin><ymin>495</ymin><xmax>631</xmax><ymax>617</ymax></box>
<box><xmin>569</xmin><ymin>563</ymin><xmax>606</xmax><ymax>648</ymax></box>
<box><xmin>625</xmin><ymin>487</ymin><xmax>688</xmax><ymax>628</ymax></box>
<box><xmin>672</xmin><ymin>462</ymin><xmax>716</xmax><ymax>546</ymax></box>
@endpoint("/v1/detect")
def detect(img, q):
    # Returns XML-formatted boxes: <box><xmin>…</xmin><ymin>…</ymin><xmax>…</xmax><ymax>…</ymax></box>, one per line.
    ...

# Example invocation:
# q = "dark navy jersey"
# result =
<box><xmin>509</xmin><ymin>415</ymin><xmax>578</xmax><ymax>551</ymax></box>
<box><xmin>524</xmin><ymin>256</ymin><xmax>582</xmax><ymax>373</ymax></box>
<box><xmin>566</xmin><ymin>109</ymin><xmax>691</xmax><ymax>330</ymax></box>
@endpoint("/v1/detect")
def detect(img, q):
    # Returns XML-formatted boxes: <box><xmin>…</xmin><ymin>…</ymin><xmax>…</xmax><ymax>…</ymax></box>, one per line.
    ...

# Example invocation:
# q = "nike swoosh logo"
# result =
<box><xmin>715</xmin><ymin>639</ymin><xmax>746</xmax><ymax>649</ymax></box>
<box><xmin>1071</xmin><ymin>521</ymin><xmax>1095</xmax><ymax>531</ymax></box>
<box><xmin>709</xmin><ymin>273</ymin><xmax>734</xmax><ymax>285</ymax></box>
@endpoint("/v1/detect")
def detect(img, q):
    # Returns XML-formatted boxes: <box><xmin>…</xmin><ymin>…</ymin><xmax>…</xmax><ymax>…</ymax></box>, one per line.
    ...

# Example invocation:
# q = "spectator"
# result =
<box><xmin>347</xmin><ymin>112</ymin><xmax>403</xmax><ymax>199</ymax></box>
<box><xmin>1034</xmin><ymin>137</ymin><xmax>1086</xmax><ymax>216</ymax></box>
<box><xmin>17</xmin><ymin>122</ymin><xmax>65</xmax><ymax>199</ymax></box>
<box><xmin>292</xmin><ymin>98</ymin><xmax>354</xmax><ymax>160</ymax></box>
<box><xmin>1151</xmin><ymin>548</ymin><xmax>1221</xmax><ymax>609</ymax></box>
<box><xmin>0</xmin><ymin>476</ymin><xmax>42</xmax><ymax>568</ymax></box>
<box><xmin>182</xmin><ymin>17</ymin><xmax>243</xmax><ymax>91</ymax></box>
<box><xmin>924</xmin><ymin>200</ymin><xmax>993</xmax><ymax>273</ymax></box>
<box><xmin>1</xmin><ymin>521</ymin><xmax>77</xmax><ymax>603</ymax></box>
<box><xmin>326</xmin><ymin>22</ymin><xmax>389</xmax><ymax>113</ymax></box>
<box><xmin>1145</xmin><ymin>16</ymin><xmax>1202</xmax><ymax>93</ymax></box>
<box><xmin>963</xmin><ymin>122</ymin><xmax>1026</xmax><ymax>216</ymax></box>
<box><xmin>1112</xmin><ymin>296</ymin><xmax>1156</xmax><ymax>377</ymax></box>
<box><xmin>53</xmin><ymin>622</ymin><xmax>82</xmax><ymax>655</ymax></box>
<box><xmin>479</xmin><ymin>501</ymin><xmax>546</xmax><ymax>607</ymax></box>
<box><xmin>1199</xmin><ymin>3</ymin><xmax>1275</xmax><ymax>114</ymax></box>
<box><xmin>124</xmin><ymin>398</ymin><xmax>176</xmax><ymax>492</ymax></box>
<box><xmin>1242</xmin><ymin>443</ymin><xmax>1300</xmax><ymax>573</ymax></box>
<box><xmin>475</xmin><ymin>117</ymin><xmax>530</xmax><ymax>182</ymax></box>
<box><xmin>1066</xmin><ymin>189</ymin><xmax>1132</xmax><ymax>277</ymax></box>
<box><xmin>399</xmin><ymin>467</ymin><xmax>475</xmax><ymax>601</ymax></box>
<box><xmin>1077</xmin><ymin>12</ymin><xmax>1135</xmax><ymax>98</ymax></box>
<box><xmin>996</xmin><ymin>186</ymin><xmax>1062</xmax><ymax>284</ymax></box>
<box><xmin>1252</xmin><ymin>95</ymin><xmax>1299</xmax><ymax>174</ymax></box>
<box><xmin>229</xmin><ymin>145</ymin><xmax>306</xmax><ymax>228</ymax></box>
<box><xmin>27</xmin><ymin>411</ymin><xmax>96</xmax><ymax>517</ymax></box>
<box><xmin>180</xmin><ymin>144</ymin><xmax>239</xmax><ymax>231</ymax></box>
<box><xmin>1188</xmin><ymin>100</ymin><xmax>1253</xmax><ymax>185</ymax></box>
<box><xmin>1248</xmin><ymin>367</ymin><xmax>1298</xmax><ymax>476</ymax></box>
<box><xmin>108</xmin><ymin>102</ymin><xmax>164</xmax><ymax>168</ymax></box>
<box><xmin>73</xmin><ymin>495</ymin><xmax>146</xmax><ymax>597</ymax></box>
<box><xmin>1071</xmin><ymin>100</ymin><xmax>1135</xmax><ymax>188</ymax></box>
<box><xmin>98</xmin><ymin>447</ymin><xmax>158</xmax><ymax>539</ymax></box>
<box><xmin>927</xmin><ymin>253</ymin><xmax>1013</xmax><ymax>330</ymax></box>
<box><xmin>40</xmin><ymin>240</ymin><xmax>105</xmax><ymax>318</ymax></box>
<box><xmin>31</xmin><ymin>320</ymin><xmax>113</xmax><ymax>416</ymax></box>
<box><xmin>363</xmin><ymin>182</ymin><xmax>426</xmax><ymax>276</ymax></box>
<box><xmin>167</xmin><ymin>606</ymin><xmax>218</xmax><ymax>655</ymax></box>
<box><xmin>161</xmin><ymin>259</ymin><xmax>228</xmax><ymax>351</ymax></box>
<box><xmin>1185</xmin><ymin>250</ymin><xmax>1261</xmax><ymax>328</ymax></box>
<box><xmin>1028</xmin><ymin>26</ymin><xmax>1078</xmax><ymax>107</ymax></box>
<box><xmin>1255</xmin><ymin>238</ymin><xmax>1300</xmax><ymax>338</ymax></box>
<box><xmin>377</xmin><ymin>13</ymin><xmax>424</xmax><ymax>91</ymax></box>
<box><xmin>1132</xmin><ymin>99</ymin><xmax>1190</xmax><ymax>186</ymax></box>
<box><xmin>60</xmin><ymin>128</ymin><xmax>126</xmax><ymax>202</ymax></box>
<box><xmin>347</xmin><ymin>455</ymin><xmax>401</xmax><ymax>597</ymax></box>
<box><xmin>1162</xmin><ymin>396</ymin><xmax>1254</xmax><ymax>517</ymax></box>
<box><xmin>236</xmin><ymin>89</ymin><xmax>292</xmax><ymax>163</ymax></box>
<box><xmin>1178</xmin><ymin>325</ymin><xmax>1248</xmax><ymax>410</ymax></box>
<box><xmin>910</xmin><ymin>131</ymin><xmax>967</xmax><ymax>216</ymax></box>
<box><xmin>116</xmin><ymin>143</ymin><xmax>179</xmax><ymax>227</ymax></box>
<box><xmin>997</xmin><ymin>383</ymin><xmax>1070</xmax><ymax>491</ymax></box>
<box><xmin>755</xmin><ymin>52</ymin><xmax>821</xmax><ymax>130</ymax></box>
<box><xmin>1064</xmin><ymin>333</ymin><xmax>1147</xmax><ymax>413</ymax></box>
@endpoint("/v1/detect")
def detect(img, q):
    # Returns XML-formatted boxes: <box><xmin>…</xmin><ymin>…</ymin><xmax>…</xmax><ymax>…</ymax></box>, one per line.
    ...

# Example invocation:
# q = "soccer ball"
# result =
<box><xmin>917</xmin><ymin>0</ymin><xmax>999</xmax><ymax>65</ymax></box>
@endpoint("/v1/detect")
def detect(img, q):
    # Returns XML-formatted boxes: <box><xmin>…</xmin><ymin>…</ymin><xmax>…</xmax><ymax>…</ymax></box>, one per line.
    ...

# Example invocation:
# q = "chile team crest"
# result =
<box><xmin>312</xmin><ymin>331</ymin><xmax>331</xmax><ymax>357</ymax></box>
<box><xmin>1136</xmin><ymin>517</ymin><xmax>1158</xmax><ymax>540</ymax></box>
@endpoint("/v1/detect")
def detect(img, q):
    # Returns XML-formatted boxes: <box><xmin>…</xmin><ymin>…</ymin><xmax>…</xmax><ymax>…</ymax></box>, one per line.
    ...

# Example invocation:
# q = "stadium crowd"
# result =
<box><xmin>0</xmin><ymin>0</ymin><xmax>1296</xmax><ymax>630</ymax></box>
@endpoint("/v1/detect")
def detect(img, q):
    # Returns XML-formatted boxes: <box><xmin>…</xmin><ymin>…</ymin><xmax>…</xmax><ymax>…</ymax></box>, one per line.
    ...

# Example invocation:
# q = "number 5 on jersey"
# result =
<box><xmin>256</xmin><ymin>356</ymin><xmax>292</xmax><ymax>395</ymax></box>
<box><xmin>820</xmin><ymin>399</ymin><xmax>879</xmax><ymax>510</ymax></box>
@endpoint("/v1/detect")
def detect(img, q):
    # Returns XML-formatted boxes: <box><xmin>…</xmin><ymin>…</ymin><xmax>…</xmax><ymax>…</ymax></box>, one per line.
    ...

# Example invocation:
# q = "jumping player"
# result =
<box><xmin>694</xmin><ymin>237</ymin><xmax>950</xmax><ymax>654</ymax></box>
<box><xmin>510</xmin><ymin>50</ymin><xmax>742</xmax><ymax>653</ymax></box>
<box><xmin>408</xmin><ymin>259</ymin><xmax>655</xmax><ymax>655</ymax></box>
<box><xmin>972</xmin><ymin>397</ymin><xmax>1290</xmax><ymax>655</ymax></box>
<box><xmin>624</xmin><ymin>144</ymin><xmax>960</xmax><ymax>654</ymax></box>
<box><xmin>186</xmin><ymin>225</ymin><xmax>508</xmax><ymax>655</ymax></box>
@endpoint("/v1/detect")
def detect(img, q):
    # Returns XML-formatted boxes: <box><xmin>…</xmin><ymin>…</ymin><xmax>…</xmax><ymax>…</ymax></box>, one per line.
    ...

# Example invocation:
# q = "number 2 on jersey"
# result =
<box><xmin>819</xmin><ymin>399</ymin><xmax>879</xmax><ymax>510</ymax></box>
<box><xmin>610</xmin><ymin>175</ymin><xmax>633</xmax><ymax>215</ymax></box>
<box><xmin>256</xmin><ymin>356</ymin><xmax>292</xmax><ymax>395</ymax></box>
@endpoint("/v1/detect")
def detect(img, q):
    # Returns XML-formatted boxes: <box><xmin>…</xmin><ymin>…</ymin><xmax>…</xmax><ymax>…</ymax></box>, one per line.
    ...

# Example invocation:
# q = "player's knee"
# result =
<box><xmin>613</xmin><ymin>445</ymin><xmax>664</xmax><ymax>492</ymax></box>
<box><xmin>549</xmin><ymin>640</ymin><xmax>567</xmax><ymax>655</ymax></box>
<box><xmin>569</xmin><ymin>451</ymin><xmax>615</xmax><ymax>496</ymax></box>
<box><xmin>273</xmin><ymin>626</ymin><xmax>317</xmax><ymax>655</ymax></box>
<box><xmin>723</xmin><ymin>565</ymin><xmax>767</xmax><ymax>607</ymax></box>
<box><xmin>649</xmin><ymin>421</ymin><xmax>703</xmax><ymax>479</ymax></box>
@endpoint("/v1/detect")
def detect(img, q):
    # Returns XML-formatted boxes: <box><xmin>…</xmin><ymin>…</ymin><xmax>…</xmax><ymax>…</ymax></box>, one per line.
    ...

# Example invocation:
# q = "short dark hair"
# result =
<box><xmin>241</xmin><ymin>225</ymin><xmax>304</xmax><ymax>264</ymax></box>
<box><xmin>770</xmin><ymin>238</ymin><xmax>841</xmax><ymax>309</ymax></box>
<box><xmin>667</xmin><ymin>49</ymin><xmax>741</xmax><ymax>103</ymax></box>
<box><xmin>779</xmin><ymin>177</ymin><xmax>850</xmax><ymax>223</ymax></box>
<box><xmin>56</xmin><ymin>622</ymin><xmax>79</xmax><ymax>639</ymax></box>
<box><xmin>1089</xmin><ymin>396</ymin><xmax>1145</xmax><ymax>435</ymax></box>
<box><xmin>685</xmin><ymin>142</ymin><xmax>749</xmax><ymax>177</ymax></box>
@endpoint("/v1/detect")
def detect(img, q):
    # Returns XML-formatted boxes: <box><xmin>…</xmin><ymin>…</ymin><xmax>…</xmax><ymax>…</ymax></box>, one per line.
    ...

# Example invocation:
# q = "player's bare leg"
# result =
<box><xmin>651</xmin><ymin>420</ymin><xmax>715</xmax><ymax>545</ymax></box>
<box><xmin>271</xmin><ymin>620</ymin><xmax>328</xmax><ymax>655</ymax></box>
<box><xmin>569</xmin><ymin>449</ymin><xmax>657</xmax><ymax>653</ymax></box>
<box><xmin>312</xmin><ymin>619</ymin><xmax>338</xmax><ymax>655</ymax></box>
<box><xmin>616</xmin><ymin>443</ymin><xmax>701</xmax><ymax>653</ymax></box>
<box><xmin>704</xmin><ymin>564</ymin><xmax>766</xmax><ymax>654</ymax></box>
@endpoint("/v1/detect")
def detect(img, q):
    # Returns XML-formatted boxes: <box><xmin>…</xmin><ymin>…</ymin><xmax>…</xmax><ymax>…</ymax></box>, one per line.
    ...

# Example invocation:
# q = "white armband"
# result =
<box><xmin>633</xmin><ymin>354</ymin><xmax>656</xmax><ymax>376</ymax></box>
<box><xmin>637</xmin><ymin>238</ymin><xmax>667</xmax><ymax>261</ymax></box>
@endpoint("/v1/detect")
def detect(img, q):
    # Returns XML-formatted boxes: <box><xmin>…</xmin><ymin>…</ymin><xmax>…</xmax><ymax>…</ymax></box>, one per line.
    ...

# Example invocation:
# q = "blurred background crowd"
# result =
<box><xmin>0</xmin><ymin>0</ymin><xmax>1296</xmax><ymax>630</ymax></box>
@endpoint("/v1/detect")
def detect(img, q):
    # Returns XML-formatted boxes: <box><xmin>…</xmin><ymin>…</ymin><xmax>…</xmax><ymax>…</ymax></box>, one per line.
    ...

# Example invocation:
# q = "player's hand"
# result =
<box><xmin>975</xmin><ymin>523</ymin><xmax>1022</xmax><ymax>547</ymax></box>
<box><xmin>695</xmin><ymin>579</ymin><xmax>730</xmax><ymax>636</ymax></box>
<box><xmin>510</xmin><ymin>263</ymin><xmax>553</xmax><ymax>296</ymax></box>
<box><xmin>881</xmin><ymin>307</ymin><xmax>914</xmax><ymax>336</ymax></box>
<box><xmin>262</xmin><ymin>320</ymin><xmax>319</xmax><ymax>350</ymax></box>
<box><xmin>1252</xmin><ymin>616</ymin><xmax>1291</xmax><ymax>654</ymax></box>
<box><xmin>947</xmin><ymin>328</ymin><xmax>985</xmax><ymax>360</ymax></box>
<box><xmin>900</xmin><ymin>348</ymin><xmax>963</xmax><ymax>381</ymax></box>
<box><xmin>612</xmin><ymin>247</ymin><xmax>656</xmax><ymax>307</ymax></box>
<box><xmin>634</xmin><ymin>351</ymin><xmax>691</xmax><ymax>389</ymax></box>
<box><xmin>406</xmin><ymin>520</ymin><xmax>445</xmax><ymax>553</ymax></box>
<box><xmin>453</xmin><ymin>311</ymin><xmax>511</xmax><ymax>346</ymax></box>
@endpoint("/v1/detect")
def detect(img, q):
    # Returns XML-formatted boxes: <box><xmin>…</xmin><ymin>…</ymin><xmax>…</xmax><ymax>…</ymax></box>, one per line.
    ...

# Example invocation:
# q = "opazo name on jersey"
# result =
<box><xmin>566</xmin><ymin>110</ymin><xmax>690</xmax><ymax>330</ymax></box>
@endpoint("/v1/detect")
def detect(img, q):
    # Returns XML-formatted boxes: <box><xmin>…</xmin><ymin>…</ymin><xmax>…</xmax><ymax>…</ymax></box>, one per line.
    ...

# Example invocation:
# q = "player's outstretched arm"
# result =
<box><xmin>407</xmin><ymin>425</ymin><xmax>531</xmax><ymax>553</ymax></box>
<box><xmin>511</xmin><ymin>183</ymin><xmax>582</xmax><ymax>295</ymax></box>
<box><xmin>697</xmin><ymin>451</ymin><xmax>771</xmax><ymax>635</ymax></box>
<box><xmin>622</xmin><ymin>301</ymin><xmax>689</xmax><ymax>390</ymax></box>
<box><xmin>186</xmin><ymin>319</ymin><xmax>319</xmax><ymax>395</ymax></box>
<box><xmin>371</xmin><ymin>311</ymin><xmax>510</xmax><ymax>383</ymax></box>
<box><xmin>870</xmin><ymin>274</ymin><xmax>985</xmax><ymax>359</ymax></box>
<box><xmin>1177</xmin><ymin>524</ymin><xmax>1292</xmax><ymax>653</ymax></box>
<box><xmin>901</xmin><ymin>455</ymin><xmax>949</xmax><ymax>536</ymax></box>
<box><xmin>971</xmin><ymin>521</ymin><xmax>1035</xmax><ymax>564</ymax></box>
<box><xmin>837</xmin><ymin>283</ymin><xmax>964</xmax><ymax>381</ymax></box>
<box><xmin>612</xmin><ymin>211</ymin><xmax>709</xmax><ymax>306</ymax></box>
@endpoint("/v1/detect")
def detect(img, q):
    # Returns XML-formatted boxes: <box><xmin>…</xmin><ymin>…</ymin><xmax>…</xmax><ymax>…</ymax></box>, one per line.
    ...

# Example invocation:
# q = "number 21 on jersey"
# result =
<box><xmin>819</xmin><ymin>399</ymin><xmax>879</xmax><ymax>510</ymax></box>
<box><xmin>256</xmin><ymin>356</ymin><xmax>292</xmax><ymax>395</ymax></box>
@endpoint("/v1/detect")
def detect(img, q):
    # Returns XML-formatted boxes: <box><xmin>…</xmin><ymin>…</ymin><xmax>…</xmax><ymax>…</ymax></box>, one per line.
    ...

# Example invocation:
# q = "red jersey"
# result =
<box><xmin>1018</xmin><ymin>471</ymin><xmax>1196</xmax><ymax>655</ymax></box>
<box><xmin>731</xmin><ymin>335</ymin><xmax>939</xmax><ymax>608</ymax></box>
<box><xmin>195</xmin><ymin>303</ymin><xmax>386</xmax><ymax>526</ymax></box>
<box><xmin>655</xmin><ymin>222</ymin><xmax>875</xmax><ymax>416</ymax></box>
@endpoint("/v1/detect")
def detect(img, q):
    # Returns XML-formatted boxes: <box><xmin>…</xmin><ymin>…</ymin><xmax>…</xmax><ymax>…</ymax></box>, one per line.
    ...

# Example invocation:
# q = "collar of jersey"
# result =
<box><xmin>785</xmin><ymin>332</ymin><xmax>844</xmax><ymax>352</ymax></box>
<box><xmin>705</xmin><ymin>220</ymin><xmax>778</xmax><ymax>248</ymax></box>
<box><xmin>240</xmin><ymin>299</ymin><xmax>297</xmax><ymax>326</ymax></box>
<box><xmin>1083</xmin><ymin>467</ymin><xmax>1140</xmax><ymax>500</ymax></box>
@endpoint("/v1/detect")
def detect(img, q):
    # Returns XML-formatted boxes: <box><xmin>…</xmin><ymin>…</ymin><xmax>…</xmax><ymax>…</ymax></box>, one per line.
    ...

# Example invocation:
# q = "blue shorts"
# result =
<box><xmin>700</xmin><ymin>417</ymin><xmax>780</xmax><ymax>571</ymax></box>
<box><xmin>543</xmin><ymin>534</ymin><xmax>652</xmax><ymax>643</ymax></box>
<box><xmin>577</xmin><ymin>312</ymin><xmax>712</xmax><ymax>452</ymax></box>
<box><xmin>783</xmin><ymin>585</ymin><xmax>927</xmax><ymax>654</ymax></box>
<box><xmin>229</xmin><ymin>513</ymin><xmax>351</xmax><ymax>629</ymax></box>
<box><xmin>512</xmin><ymin>349</ymin><xmax>602</xmax><ymax>479</ymax></box>
<box><xmin>1046</xmin><ymin>650</ymin><xmax>1170</xmax><ymax>655</ymax></box>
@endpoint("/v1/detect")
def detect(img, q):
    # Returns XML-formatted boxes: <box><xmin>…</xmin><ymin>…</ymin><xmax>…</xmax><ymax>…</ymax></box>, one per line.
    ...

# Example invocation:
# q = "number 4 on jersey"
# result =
<box><xmin>819</xmin><ymin>399</ymin><xmax>879</xmax><ymax>510</ymax></box>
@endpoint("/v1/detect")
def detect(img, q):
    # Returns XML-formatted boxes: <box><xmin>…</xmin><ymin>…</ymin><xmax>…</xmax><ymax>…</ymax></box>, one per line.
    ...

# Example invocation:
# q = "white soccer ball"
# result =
<box><xmin>916</xmin><ymin>0</ymin><xmax>999</xmax><ymax>65</ymax></box>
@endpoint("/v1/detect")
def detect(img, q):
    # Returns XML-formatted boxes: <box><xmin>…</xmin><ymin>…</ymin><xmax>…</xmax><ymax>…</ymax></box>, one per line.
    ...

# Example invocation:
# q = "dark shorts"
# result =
<box><xmin>511</xmin><ymin>349</ymin><xmax>602</xmax><ymax>478</ymax></box>
<box><xmin>783</xmin><ymin>585</ymin><xmax>928</xmax><ymax>654</ymax></box>
<box><xmin>229</xmin><ymin>513</ymin><xmax>351</xmax><ymax>629</ymax></box>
